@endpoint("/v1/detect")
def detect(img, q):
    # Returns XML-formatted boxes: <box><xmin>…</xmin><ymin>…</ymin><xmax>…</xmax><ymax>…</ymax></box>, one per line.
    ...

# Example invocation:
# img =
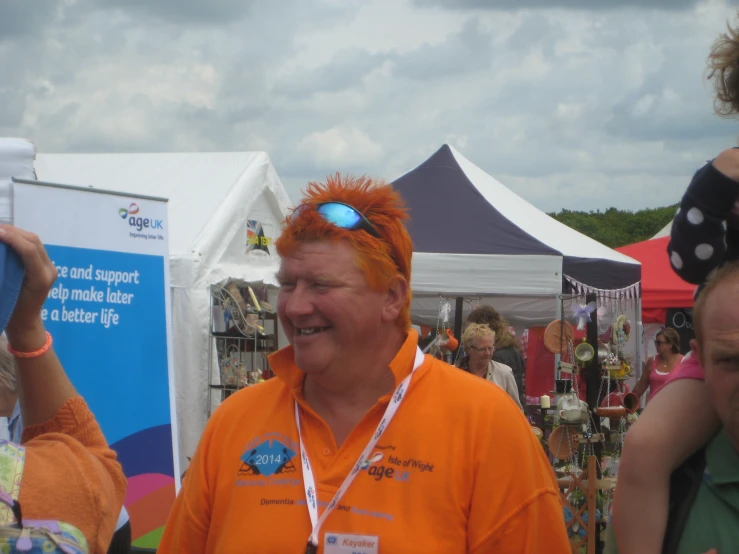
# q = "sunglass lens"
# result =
<box><xmin>317</xmin><ymin>203</ymin><xmax>361</xmax><ymax>229</ymax></box>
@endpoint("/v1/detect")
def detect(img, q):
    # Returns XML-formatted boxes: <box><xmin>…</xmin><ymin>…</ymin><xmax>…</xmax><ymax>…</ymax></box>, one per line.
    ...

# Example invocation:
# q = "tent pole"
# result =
<box><xmin>636</xmin><ymin>296</ymin><xmax>642</xmax><ymax>387</ymax></box>
<box><xmin>585</xmin><ymin>292</ymin><xmax>603</xmax><ymax>478</ymax></box>
<box><xmin>453</xmin><ymin>297</ymin><xmax>464</xmax><ymax>358</ymax></box>
<box><xmin>555</xmin><ymin>294</ymin><xmax>562</xmax><ymax>383</ymax></box>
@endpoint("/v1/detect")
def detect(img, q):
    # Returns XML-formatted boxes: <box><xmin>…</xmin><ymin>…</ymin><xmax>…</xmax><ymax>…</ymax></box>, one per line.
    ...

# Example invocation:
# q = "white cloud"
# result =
<box><xmin>296</xmin><ymin>126</ymin><xmax>385</xmax><ymax>169</ymax></box>
<box><xmin>415</xmin><ymin>0</ymin><xmax>723</xmax><ymax>10</ymax></box>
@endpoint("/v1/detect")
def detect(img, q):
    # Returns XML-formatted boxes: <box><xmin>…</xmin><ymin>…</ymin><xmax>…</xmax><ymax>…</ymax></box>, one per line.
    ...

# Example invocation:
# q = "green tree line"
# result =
<box><xmin>547</xmin><ymin>204</ymin><xmax>678</xmax><ymax>249</ymax></box>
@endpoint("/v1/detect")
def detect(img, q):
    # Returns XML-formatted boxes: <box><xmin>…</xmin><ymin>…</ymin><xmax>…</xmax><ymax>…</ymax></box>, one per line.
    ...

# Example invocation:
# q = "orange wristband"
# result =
<box><xmin>7</xmin><ymin>332</ymin><xmax>53</xmax><ymax>359</ymax></box>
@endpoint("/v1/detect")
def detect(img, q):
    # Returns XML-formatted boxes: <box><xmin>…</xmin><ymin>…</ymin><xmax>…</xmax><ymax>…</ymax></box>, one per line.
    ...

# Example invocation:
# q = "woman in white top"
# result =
<box><xmin>456</xmin><ymin>323</ymin><xmax>523</xmax><ymax>410</ymax></box>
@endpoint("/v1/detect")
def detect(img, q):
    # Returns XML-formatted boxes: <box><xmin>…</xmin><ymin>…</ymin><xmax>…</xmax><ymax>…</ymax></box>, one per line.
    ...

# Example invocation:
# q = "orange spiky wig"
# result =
<box><xmin>276</xmin><ymin>174</ymin><xmax>413</xmax><ymax>329</ymax></box>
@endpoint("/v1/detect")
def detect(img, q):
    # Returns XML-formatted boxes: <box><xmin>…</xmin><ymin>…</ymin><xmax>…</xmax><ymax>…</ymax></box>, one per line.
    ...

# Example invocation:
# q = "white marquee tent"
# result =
<box><xmin>34</xmin><ymin>152</ymin><xmax>292</xmax><ymax>466</ymax></box>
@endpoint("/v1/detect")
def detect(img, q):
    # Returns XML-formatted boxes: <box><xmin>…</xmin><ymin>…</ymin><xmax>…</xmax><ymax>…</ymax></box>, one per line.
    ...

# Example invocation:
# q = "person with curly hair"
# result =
<box><xmin>455</xmin><ymin>323</ymin><xmax>523</xmax><ymax>410</ymax></box>
<box><xmin>465</xmin><ymin>305</ymin><xmax>525</xmax><ymax>401</ymax></box>
<box><xmin>609</xmin><ymin>15</ymin><xmax>739</xmax><ymax>553</ymax></box>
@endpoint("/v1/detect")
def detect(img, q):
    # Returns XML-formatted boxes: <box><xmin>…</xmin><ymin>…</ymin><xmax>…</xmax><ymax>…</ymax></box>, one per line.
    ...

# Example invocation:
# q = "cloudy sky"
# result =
<box><xmin>2</xmin><ymin>0</ymin><xmax>739</xmax><ymax>213</ymax></box>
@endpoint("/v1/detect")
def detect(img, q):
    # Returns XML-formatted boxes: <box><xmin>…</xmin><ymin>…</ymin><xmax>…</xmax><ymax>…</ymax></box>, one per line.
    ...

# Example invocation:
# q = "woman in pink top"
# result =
<box><xmin>632</xmin><ymin>328</ymin><xmax>684</xmax><ymax>402</ymax></box>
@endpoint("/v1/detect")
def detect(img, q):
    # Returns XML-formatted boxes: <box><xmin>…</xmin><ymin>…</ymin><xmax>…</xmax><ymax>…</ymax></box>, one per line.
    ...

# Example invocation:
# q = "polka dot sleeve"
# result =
<box><xmin>668</xmin><ymin>160</ymin><xmax>739</xmax><ymax>284</ymax></box>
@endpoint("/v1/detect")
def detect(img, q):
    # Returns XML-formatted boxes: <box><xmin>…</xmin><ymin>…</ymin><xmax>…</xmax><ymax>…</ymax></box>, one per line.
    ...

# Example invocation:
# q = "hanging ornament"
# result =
<box><xmin>434</xmin><ymin>297</ymin><xmax>454</xmax><ymax>361</ymax></box>
<box><xmin>439</xmin><ymin>329</ymin><xmax>459</xmax><ymax>351</ymax></box>
<box><xmin>571</xmin><ymin>301</ymin><xmax>597</xmax><ymax>331</ymax></box>
<box><xmin>597</xmin><ymin>304</ymin><xmax>613</xmax><ymax>336</ymax></box>
<box><xmin>613</xmin><ymin>315</ymin><xmax>631</xmax><ymax>345</ymax></box>
<box><xmin>440</xmin><ymin>300</ymin><xmax>452</xmax><ymax>325</ymax></box>
<box><xmin>574</xmin><ymin>338</ymin><xmax>595</xmax><ymax>364</ymax></box>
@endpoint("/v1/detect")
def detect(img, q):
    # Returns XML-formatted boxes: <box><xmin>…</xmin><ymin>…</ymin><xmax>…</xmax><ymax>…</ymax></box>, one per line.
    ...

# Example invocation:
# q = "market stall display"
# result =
<box><xmin>533</xmin><ymin>291</ymin><xmax>641</xmax><ymax>553</ymax></box>
<box><xmin>209</xmin><ymin>280</ymin><xmax>278</xmax><ymax>406</ymax></box>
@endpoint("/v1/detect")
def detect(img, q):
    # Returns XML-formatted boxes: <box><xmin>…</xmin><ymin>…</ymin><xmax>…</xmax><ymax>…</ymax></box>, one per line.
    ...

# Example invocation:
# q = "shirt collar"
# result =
<box><xmin>705</xmin><ymin>427</ymin><xmax>739</xmax><ymax>485</ymax></box>
<box><xmin>486</xmin><ymin>360</ymin><xmax>495</xmax><ymax>379</ymax></box>
<box><xmin>268</xmin><ymin>329</ymin><xmax>421</xmax><ymax>396</ymax></box>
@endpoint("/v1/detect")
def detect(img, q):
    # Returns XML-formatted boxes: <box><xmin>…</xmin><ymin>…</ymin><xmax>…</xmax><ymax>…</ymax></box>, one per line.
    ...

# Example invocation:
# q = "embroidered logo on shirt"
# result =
<box><xmin>238</xmin><ymin>434</ymin><xmax>298</xmax><ymax>478</ymax></box>
<box><xmin>360</xmin><ymin>452</ymin><xmax>384</xmax><ymax>470</ymax></box>
<box><xmin>358</xmin><ymin>448</ymin><xmax>435</xmax><ymax>484</ymax></box>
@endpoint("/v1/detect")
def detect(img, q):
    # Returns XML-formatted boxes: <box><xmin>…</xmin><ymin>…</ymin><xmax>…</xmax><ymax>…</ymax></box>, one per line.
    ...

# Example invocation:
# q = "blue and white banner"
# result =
<box><xmin>13</xmin><ymin>181</ymin><xmax>179</xmax><ymax>549</ymax></box>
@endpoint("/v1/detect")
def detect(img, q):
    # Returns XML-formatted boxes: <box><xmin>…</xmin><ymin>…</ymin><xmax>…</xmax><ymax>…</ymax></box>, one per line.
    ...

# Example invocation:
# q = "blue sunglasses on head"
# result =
<box><xmin>294</xmin><ymin>201</ymin><xmax>382</xmax><ymax>239</ymax></box>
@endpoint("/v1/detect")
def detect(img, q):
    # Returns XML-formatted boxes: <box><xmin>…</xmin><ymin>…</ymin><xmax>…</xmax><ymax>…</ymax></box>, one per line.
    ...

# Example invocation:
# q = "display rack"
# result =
<box><xmin>557</xmin><ymin>455</ymin><xmax>614</xmax><ymax>554</ymax></box>
<box><xmin>207</xmin><ymin>281</ymin><xmax>278</xmax><ymax>417</ymax></box>
<box><xmin>535</xmin><ymin>290</ymin><xmax>639</xmax><ymax>553</ymax></box>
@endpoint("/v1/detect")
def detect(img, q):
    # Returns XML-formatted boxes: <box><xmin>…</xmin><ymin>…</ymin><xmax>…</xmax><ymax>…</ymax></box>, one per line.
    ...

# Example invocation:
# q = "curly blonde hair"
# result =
<box><xmin>708</xmin><ymin>15</ymin><xmax>739</xmax><ymax>117</ymax></box>
<box><xmin>461</xmin><ymin>323</ymin><xmax>496</xmax><ymax>351</ymax></box>
<box><xmin>465</xmin><ymin>305</ymin><xmax>519</xmax><ymax>350</ymax></box>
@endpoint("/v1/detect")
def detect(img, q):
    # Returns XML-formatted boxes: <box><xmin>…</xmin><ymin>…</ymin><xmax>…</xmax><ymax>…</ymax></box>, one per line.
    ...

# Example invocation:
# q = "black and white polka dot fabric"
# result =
<box><xmin>668</xmin><ymin>158</ymin><xmax>739</xmax><ymax>292</ymax></box>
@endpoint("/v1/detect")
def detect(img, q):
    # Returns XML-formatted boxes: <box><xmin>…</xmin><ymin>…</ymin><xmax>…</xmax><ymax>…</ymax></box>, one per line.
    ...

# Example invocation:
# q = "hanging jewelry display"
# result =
<box><xmin>212</xmin><ymin>282</ymin><xmax>263</xmax><ymax>337</ymax></box>
<box><xmin>217</xmin><ymin>343</ymin><xmax>245</xmax><ymax>388</ymax></box>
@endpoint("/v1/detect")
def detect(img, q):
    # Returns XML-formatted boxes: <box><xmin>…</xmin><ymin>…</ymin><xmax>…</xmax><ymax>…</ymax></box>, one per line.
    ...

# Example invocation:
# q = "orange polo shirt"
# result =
<box><xmin>158</xmin><ymin>331</ymin><xmax>570</xmax><ymax>553</ymax></box>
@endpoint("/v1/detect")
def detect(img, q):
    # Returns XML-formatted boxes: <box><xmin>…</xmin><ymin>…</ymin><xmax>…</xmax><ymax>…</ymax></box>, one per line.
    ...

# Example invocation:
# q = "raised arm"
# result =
<box><xmin>668</xmin><ymin>150</ymin><xmax>739</xmax><ymax>284</ymax></box>
<box><xmin>1</xmin><ymin>226</ymin><xmax>77</xmax><ymax>426</ymax></box>
<box><xmin>0</xmin><ymin>225</ymin><xmax>126</xmax><ymax>553</ymax></box>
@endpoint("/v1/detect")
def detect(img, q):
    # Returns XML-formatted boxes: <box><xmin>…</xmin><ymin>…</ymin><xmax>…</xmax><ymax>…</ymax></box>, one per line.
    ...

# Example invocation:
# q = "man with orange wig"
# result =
<box><xmin>159</xmin><ymin>175</ymin><xmax>569</xmax><ymax>553</ymax></box>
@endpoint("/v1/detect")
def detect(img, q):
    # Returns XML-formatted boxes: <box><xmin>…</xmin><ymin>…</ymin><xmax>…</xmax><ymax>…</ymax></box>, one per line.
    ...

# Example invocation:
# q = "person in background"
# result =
<box><xmin>606</xmin><ymin>262</ymin><xmax>739</xmax><ymax>554</ymax></box>
<box><xmin>456</xmin><ymin>323</ymin><xmax>523</xmax><ymax>410</ymax></box>
<box><xmin>158</xmin><ymin>174</ymin><xmax>569</xmax><ymax>553</ymax></box>
<box><xmin>465</xmin><ymin>304</ymin><xmax>525</xmax><ymax>402</ymax></box>
<box><xmin>611</xmin><ymin>16</ymin><xmax>739</xmax><ymax>553</ymax></box>
<box><xmin>631</xmin><ymin>327</ymin><xmax>684</xmax><ymax>402</ymax></box>
<box><xmin>0</xmin><ymin>224</ymin><xmax>126</xmax><ymax>553</ymax></box>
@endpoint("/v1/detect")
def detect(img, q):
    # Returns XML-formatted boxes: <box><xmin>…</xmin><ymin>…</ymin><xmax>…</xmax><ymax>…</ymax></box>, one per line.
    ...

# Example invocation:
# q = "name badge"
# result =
<box><xmin>324</xmin><ymin>533</ymin><xmax>379</xmax><ymax>554</ymax></box>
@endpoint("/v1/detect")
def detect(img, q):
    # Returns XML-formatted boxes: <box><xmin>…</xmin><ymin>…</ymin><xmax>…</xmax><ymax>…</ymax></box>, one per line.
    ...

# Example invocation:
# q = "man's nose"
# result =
<box><xmin>283</xmin><ymin>284</ymin><xmax>314</xmax><ymax>319</ymax></box>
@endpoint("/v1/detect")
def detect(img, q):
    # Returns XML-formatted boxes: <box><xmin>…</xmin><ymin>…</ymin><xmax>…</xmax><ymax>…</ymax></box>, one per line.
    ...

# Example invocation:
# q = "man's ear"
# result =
<box><xmin>382</xmin><ymin>275</ymin><xmax>409</xmax><ymax>323</ymax></box>
<box><xmin>690</xmin><ymin>338</ymin><xmax>701</xmax><ymax>363</ymax></box>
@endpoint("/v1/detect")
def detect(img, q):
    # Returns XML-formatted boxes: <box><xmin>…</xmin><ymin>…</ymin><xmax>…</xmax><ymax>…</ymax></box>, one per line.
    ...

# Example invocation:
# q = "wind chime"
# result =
<box><xmin>431</xmin><ymin>297</ymin><xmax>458</xmax><ymax>361</ymax></box>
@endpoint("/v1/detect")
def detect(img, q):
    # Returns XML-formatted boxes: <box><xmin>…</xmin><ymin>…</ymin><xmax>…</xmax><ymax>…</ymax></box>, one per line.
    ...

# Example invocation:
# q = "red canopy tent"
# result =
<box><xmin>616</xmin><ymin>236</ymin><xmax>696</xmax><ymax>323</ymax></box>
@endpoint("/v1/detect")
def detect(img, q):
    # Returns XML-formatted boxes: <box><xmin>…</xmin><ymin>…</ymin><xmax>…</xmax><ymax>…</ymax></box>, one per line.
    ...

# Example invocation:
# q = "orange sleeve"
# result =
<box><xmin>19</xmin><ymin>396</ymin><xmax>126</xmax><ymax>554</ymax></box>
<box><xmin>158</xmin><ymin>408</ymin><xmax>214</xmax><ymax>554</ymax></box>
<box><xmin>468</xmin><ymin>398</ymin><xmax>571</xmax><ymax>553</ymax></box>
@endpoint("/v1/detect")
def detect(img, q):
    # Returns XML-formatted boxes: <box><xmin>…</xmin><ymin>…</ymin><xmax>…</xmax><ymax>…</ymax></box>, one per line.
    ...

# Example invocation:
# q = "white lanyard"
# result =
<box><xmin>295</xmin><ymin>347</ymin><xmax>425</xmax><ymax>552</ymax></box>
